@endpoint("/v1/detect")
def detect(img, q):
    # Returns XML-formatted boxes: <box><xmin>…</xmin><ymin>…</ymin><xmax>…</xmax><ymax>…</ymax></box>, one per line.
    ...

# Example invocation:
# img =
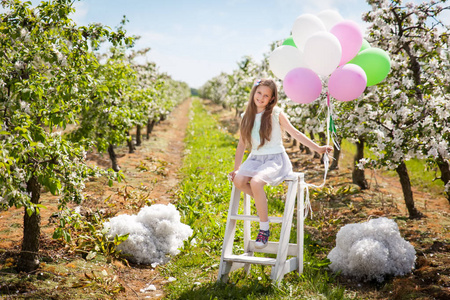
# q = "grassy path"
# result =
<box><xmin>161</xmin><ymin>98</ymin><xmax>346</xmax><ymax>299</ymax></box>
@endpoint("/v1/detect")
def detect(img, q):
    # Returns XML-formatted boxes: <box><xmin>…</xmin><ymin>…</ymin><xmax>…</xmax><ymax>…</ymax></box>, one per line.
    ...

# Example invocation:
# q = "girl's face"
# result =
<box><xmin>253</xmin><ymin>85</ymin><xmax>273</xmax><ymax>112</ymax></box>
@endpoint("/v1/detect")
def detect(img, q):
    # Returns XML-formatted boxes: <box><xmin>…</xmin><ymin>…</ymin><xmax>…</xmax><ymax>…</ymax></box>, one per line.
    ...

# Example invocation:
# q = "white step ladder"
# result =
<box><xmin>217</xmin><ymin>172</ymin><xmax>306</xmax><ymax>283</ymax></box>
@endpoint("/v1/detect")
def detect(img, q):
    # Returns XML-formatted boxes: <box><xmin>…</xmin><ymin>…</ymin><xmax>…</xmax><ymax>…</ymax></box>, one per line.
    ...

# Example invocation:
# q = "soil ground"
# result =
<box><xmin>0</xmin><ymin>98</ymin><xmax>449</xmax><ymax>299</ymax></box>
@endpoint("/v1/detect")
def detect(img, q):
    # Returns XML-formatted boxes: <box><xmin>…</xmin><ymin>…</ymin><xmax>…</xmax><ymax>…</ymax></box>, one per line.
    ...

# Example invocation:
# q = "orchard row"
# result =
<box><xmin>0</xmin><ymin>0</ymin><xmax>189</xmax><ymax>271</ymax></box>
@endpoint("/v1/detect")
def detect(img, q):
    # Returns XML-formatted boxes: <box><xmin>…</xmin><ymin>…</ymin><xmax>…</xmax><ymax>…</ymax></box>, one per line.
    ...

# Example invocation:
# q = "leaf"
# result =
<box><xmin>63</xmin><ymin>230</ymin><xmax>71</xmax><ymax>242</ymax></box>
<box><xmin>36</xmin><ymin>203</ymin><xmax>48</xmax><ymax>210</ymax></box>
<box><xmin>48</xmin><ymin>179</ymin><xmax>62</xmax><ymax>195</ymax></box>
<box><xmin>103</xmin><ymin>195</ymin><xmax>112</xmax><ymax>203</ymax></box>
<box><xmin>87</xmin><ymin>223</ymin><xmax>96</xmax><ymax>233</ymax></box>
<box><xmin>26</xmin><ymin>207</ymin><xmax>34</xmax><ymax>217</ymax></box>
<box><xmin>21</xmin><ymin>132</ymin><xmax>32</xmax><ymax>143</ymax></box>
<box><xmin>114</xmin><ymin>233</ymin><xmax>129</xmax><ymax>245</ymax></box>
<box><xmin>53</xmin><ymin>228</ymin><xmax>62</xmax><ymax>239</ymax></box>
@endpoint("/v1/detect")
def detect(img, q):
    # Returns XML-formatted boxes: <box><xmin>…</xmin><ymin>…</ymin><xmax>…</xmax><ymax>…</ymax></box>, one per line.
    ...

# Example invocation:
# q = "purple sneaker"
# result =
<box><xmin>255</xmin><ymin>229</ymin><xmax>270</xmax><ymax>249</ymax></box>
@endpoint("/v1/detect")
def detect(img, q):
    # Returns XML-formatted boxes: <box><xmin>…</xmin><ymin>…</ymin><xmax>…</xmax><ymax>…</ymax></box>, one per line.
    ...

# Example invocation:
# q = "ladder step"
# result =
<box><xmin>284</xmin><ymin>172</ymin><xmax>302</xmax><ymax>182</ymax></box>
<box><xmin>229</xmin><ymin>214</ymin><xmax>283</xmax><ymax>223</ymax></box>
<box><xmin>223</xmin><ymin>254</ymin><xmax>277</xmax><ymax>266</ymax></box>
<box><xmin>249</xmin><ymin>241</ymin><xmax>299</xmax><ymax>256</ymax></box>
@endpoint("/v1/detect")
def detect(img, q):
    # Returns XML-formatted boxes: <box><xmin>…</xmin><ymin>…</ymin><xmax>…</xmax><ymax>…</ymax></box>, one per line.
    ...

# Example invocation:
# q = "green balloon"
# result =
<box><xmin>282</xmin><ymin>36</ymin><xmax>297</xmax><ymax>48</ymax></box>
<box><xmin>349</xmin><ymin>48</ymin><xmax>391</xmax><ymax>86</ymax></box>
<box><xmin>360</xmin><ymin>39</ymin><xmax>371</xmax><ymax>52</ymax></box>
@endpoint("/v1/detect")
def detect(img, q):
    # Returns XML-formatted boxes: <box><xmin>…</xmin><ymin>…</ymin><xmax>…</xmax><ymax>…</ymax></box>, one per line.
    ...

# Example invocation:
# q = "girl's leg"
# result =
<box><xmin>249</xmin><ymin>177</ymin><xmax>268</xmax><ymax>222</ymax></box>
<box><xmin>234</xmin><ymin>175</ymin><xmax>269</xmax><ymax>222</ymax></box>
<box><xmin>233</xmin><ymin>174</ymin><xmax>254</xmax><ymax>197</ymax></box>
<box><xmin>250</xmin><ymin>177</ymin><xmax>270</xmax><ymax>248</ymax></box>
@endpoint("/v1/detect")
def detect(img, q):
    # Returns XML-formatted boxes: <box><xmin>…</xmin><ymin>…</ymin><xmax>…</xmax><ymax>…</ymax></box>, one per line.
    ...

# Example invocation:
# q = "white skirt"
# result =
<box><xmin>237</xmin><ymin>152</ymin><xmax>293</xmax><ymax>186</ymax></box>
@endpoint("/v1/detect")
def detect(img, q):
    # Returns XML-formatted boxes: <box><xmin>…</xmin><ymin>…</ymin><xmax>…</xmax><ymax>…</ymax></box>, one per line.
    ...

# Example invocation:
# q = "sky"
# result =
<box><xmin>66</xmin><ymin>0</ymin><xmax>377</xmax><ymax>89</ymax></box>
<box><xmin>6</xmin><ymin>0</ymin><xmax>448</xmax><ymax>88</ymax></box>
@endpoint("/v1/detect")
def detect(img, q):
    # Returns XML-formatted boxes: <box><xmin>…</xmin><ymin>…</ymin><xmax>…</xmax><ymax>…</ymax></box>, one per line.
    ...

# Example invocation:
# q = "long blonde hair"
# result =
<box><xmin>240</xmin><ymin>79</ymin><xmax>278</xmax><ymax>149</ymax></box>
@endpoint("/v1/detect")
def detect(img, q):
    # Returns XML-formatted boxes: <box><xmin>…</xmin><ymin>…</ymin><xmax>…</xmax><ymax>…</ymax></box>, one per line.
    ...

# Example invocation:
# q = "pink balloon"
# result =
<box><xmin>328</xmin><ymin>64</ymin><xmax>367</xmax><ymax>101</ymax></box>
<box><xmin>330</xmin><ymin>20</ymin><xmax>363</xmax><ymax>65</ymax></box>
<box><xmin>283</xmin><ymin>68</ymin><xmax>322</xmax><ymax>104</ymax></box>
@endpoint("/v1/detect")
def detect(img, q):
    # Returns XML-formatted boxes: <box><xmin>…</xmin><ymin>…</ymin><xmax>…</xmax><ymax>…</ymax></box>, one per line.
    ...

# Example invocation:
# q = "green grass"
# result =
<box><xmin>161</xmin><ymin>98</ymin><xmax>348</xmax><ymax>299</ymax></box>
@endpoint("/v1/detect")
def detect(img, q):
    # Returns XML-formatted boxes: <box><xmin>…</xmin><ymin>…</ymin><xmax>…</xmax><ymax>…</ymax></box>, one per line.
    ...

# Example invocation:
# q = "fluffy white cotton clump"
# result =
<box><xmin>327</xmin><ymin>217</ymin><xmax>416</xmax><ymax>282</ymax></box>
<box><xmin>104</xmin><ymin>204</ymin><xmax>193</xmax><ymax>265</ymax></box>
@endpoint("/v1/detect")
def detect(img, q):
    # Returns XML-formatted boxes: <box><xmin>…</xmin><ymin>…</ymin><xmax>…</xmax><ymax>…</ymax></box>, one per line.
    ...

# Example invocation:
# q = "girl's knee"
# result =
<box><xmin>233</xmin><ymin>175</ymin><xmax>247</xmax><ymax>188</ymax></box>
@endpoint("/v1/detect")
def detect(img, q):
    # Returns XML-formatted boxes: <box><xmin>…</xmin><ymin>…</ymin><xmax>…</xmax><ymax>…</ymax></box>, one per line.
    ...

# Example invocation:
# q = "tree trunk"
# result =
<box><xmin>17</xmin><ymin>175</ymin><xmax>41</xmax><ymax>272</ymax></box>
<box><xmin>329</xmin><ymin>144</ymin><xmax>340</xmax><ymax>170</ymax></box>
<box><xmin>127</xmin><ymin>132</ymin><xmax>135</xmax><ymax>154</ymax></box>
<box><xmin>436</xmin><ymin>155</ymin><xmax>450</xmax><ymax>203</ymax></box>
<box><xmin>309</xmin><ymin>131</ymin><xmax>320</xmax><ymax>158</ymax></box>
<box><xmin>396</xmin><ymin>160</ymin><xmax>423</xmax><ymax>219</ymax></box>
<box><xmin>352</xmin><ymin>138</ymin><xmax>369</xmax><ymax>190</ymax></box>
<box><xmin>108</xmin><ymin>144</ymin><xmax>120</xmax><ymax>172</ymax></box>
<box><xmin>146</xmin><ymin>119</ymin><xmax>156</xmax><ymax>139</ymax></box>
<box><xmin>136</xmin><ymin>125</ymin><xmax>142</xmax><ymax>146</ymax></box>
<box><xmin>318</xmin><ymin>132</ymin><xmax>326</xmax><ymax>145</ymax></box>
<box><xmin>299</xmin><ymin>144</ymin><xmax>305</xmax><ymax>153</ymax></box>
<box><xmin>303</xmin><ymin>143</ymin><xmax>311</xmax><ymax>154</ymax></box>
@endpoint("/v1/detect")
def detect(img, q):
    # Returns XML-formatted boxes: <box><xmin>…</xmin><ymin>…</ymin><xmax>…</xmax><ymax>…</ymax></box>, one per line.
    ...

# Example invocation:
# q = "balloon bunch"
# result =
<box><xmin>269</xmin><ymin>10</ymin><xmax>391</xmax><ymax>104</ymax></box>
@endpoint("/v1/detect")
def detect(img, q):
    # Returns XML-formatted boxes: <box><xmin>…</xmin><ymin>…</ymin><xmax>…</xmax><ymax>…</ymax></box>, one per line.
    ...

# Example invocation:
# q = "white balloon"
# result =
<box><xmin>316</xmin><ymin>10</ymin><xmax>344</xmax><ymax>31</ymax></box>
<box><xmin>303</xmin><ymin>32</ymin><xmax>342</xmax><ymax>76</ymax></box>
<box><xmin>269</xmin><ymin>45</ymin><xmax>306</xmax><ymax>80</ymax></box>
<box><xmin>292</xmin><ymin>14</ymin><xmax>326</xmax><ymax>51</ymax></box>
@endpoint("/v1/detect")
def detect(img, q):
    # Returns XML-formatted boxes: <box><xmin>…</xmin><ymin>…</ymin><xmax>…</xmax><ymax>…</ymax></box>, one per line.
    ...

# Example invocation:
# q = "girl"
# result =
<box><xmin>228</xmin><ymin>78</ymin><xmax>332</xmax><ymax>249</ymax></box>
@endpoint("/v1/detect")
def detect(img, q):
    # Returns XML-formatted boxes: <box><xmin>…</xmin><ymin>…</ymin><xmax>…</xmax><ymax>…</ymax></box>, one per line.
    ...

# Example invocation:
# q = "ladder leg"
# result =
<box><xmin>271</xmin><ymin>177</ymin><xmax>298</xmax><ymax>282</ymax></box>
<box><xmin>297</xmin><ymin>174</ymin><xmax>305</xmax><ymax>274</ymax></box>
<box><xmin>219</xmin><ymin>262</ymin><xmax>233</xmax><ymax>283</ymax></box>
<box><xmin>218</xmin><ymin>185</ymin><xmax>241</xmax><ymax>282</ymax></box>
<box><xmin>243</xmin><ymin>193</ymin><xmax>253</xmax><ymax>274</ymax></box>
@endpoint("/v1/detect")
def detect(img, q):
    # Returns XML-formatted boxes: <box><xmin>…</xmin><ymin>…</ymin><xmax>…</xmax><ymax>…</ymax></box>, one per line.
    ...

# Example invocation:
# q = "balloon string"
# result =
<box><xmin>326</xmin><ymin>92</ymin><xmax>340</xmax><ymax>151</ymax></box>
<box><xmin>302</xmin><ymin>91</ymin><xmax>340</xmax><ymax>218</ymax></box>
<box><xmin>326</xmin><ymin>92</ymin><xmax>331</xmax><ymax>148</ymax></box>
<box><xmin>305</xmin><ymin>151</ymin><xmax>329</xmax><ymax>190</ymax></box>
<box><xmin>332</xmin><ymin>132</ymin><xmax>341</xmax><ymax>151</ymax></box>
<box><xmin>299</xmin><ymin>178</ymin><xmax>313</xmax><ymax>219</ymax></box>
<box><xmin>303</xmin><ymin>154</ymin><xmax>329</xmax><ymax>219</ymax></box>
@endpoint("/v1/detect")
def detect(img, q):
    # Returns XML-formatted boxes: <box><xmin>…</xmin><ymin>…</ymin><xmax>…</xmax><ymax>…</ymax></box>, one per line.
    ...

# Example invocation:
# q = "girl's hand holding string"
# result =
<box><xmin>317</xmin><ymin>145</ymin><xmax>334</xmax><ymax>162</ymax></box>
<box><xmin>317</xmin><ymin>145</ymin><xmax>334</xmax><ymax>154</ymax></box>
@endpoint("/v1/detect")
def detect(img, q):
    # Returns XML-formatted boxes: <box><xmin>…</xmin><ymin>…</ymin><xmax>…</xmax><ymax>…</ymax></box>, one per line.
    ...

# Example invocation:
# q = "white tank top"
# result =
<box><xmin>250</xmin><ymin>106</ymin><xmax>285</xmax><ymax>155</ymax></box>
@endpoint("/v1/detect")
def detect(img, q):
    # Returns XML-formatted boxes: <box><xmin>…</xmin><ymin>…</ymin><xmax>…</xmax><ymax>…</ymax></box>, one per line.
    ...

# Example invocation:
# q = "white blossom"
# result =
<box><xmin>14</xmin><ymin>61</ymin><xmax>26</xmax><ymax>70</ymax></box>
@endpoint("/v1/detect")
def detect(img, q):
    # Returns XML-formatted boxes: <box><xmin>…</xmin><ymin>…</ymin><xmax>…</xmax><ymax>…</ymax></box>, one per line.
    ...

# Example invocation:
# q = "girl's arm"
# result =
<box><xmin>279</xmin><ymin>112</ymin><xmax>332</xmax><ymax>154</ymax></box>
<box><xmin>229</xmin><ymin>137</ymin><xmax>246</xmax><ymax>180</ymax></box>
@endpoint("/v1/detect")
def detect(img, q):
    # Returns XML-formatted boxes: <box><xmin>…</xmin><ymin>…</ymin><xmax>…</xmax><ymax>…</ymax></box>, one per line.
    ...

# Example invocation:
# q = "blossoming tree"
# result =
<box><xmin>225</xmin><ymin>56</ymin><xmax>269</xmax><ymax>116</ymax></box>
<box><xmin>0</xmin><ymin>0</ymin><xmax>131</xmax><ymax>271</ymax></box>
<box><xmin>356</xmin><ymin>0</ymin><xmax>450</xmax><ymax>217</ymax></box>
